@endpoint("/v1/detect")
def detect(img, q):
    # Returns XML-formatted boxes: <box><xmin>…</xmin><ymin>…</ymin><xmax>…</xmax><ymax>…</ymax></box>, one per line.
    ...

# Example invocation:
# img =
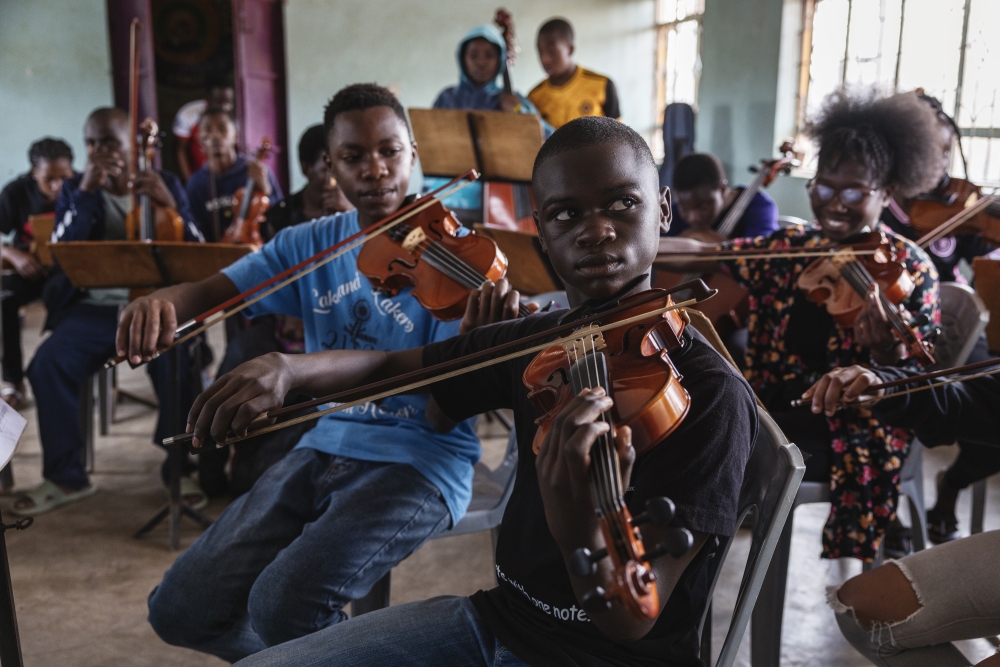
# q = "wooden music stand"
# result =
<box><xmin>973</xmin><ymin>257</ymin><xmax>1000</xmax><ymax>352</ymax></box>
<box><xmin>474</xmin><ymin>225</ymin><xmax>563</xmax><ymax>296</ymax></box>
<box><xmin>51</xmin><ymin>241</ymin><xmax>254</xmax><ymax>550</ymax></box>
<box><xmin>410</xmin><ymin>108</ymin><xmax>541</xmax><ymax>233</ymax></box>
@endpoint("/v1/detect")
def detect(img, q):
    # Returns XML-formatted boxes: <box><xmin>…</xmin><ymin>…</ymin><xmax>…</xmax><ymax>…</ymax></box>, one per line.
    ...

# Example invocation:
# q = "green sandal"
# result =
<box><xmin>9</xmin><ymin>480</ymin><xmax>97</xmax><ymax>517</ymax></box>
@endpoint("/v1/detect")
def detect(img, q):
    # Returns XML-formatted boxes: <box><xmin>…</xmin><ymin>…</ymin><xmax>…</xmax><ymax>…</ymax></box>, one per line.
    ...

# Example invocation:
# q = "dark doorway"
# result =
<box><xmin>106</xmin><ymin>0</ymin><xmax>289</xmax><ymax>190</ymax></box>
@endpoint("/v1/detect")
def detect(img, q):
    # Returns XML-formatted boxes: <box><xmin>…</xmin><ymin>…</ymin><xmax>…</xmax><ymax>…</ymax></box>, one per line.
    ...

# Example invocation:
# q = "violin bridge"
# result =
<box><xmin>401</xmin><ymin>226</ymin><xmax>428</xmax><ymax>254</ymax></box>
<box><xmin>561</xmin><ymin>324</ymin><xmax>607</xmax><ymax>359</ymax></box>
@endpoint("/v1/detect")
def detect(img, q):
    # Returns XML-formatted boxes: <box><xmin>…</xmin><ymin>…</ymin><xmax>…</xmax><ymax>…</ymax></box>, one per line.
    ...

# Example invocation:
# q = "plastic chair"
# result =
<box><xmin>351</xmin><ymin>426</ymin><xmax>520</xmax><ymax>616</ymax></box>
<box><xmin>932</xmin><ymin>282</ymin><xmax>989</xmax><ymax>370</ymax></box>
<box><xmin>776</xmin><ymin>216</ymin><xmax>808</xmax><ymax>229</ymax></box>
<box><xmin>699</xmin><ymin>409</ymin><xmax>805</xmax><ymax>667</ymax></box>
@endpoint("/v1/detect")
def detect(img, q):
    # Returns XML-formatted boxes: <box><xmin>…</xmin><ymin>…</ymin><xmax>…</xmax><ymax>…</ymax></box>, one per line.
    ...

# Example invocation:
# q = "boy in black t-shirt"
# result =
<box><xmin>189</xmin><ymin>117</ymin><xmax>757</xmax><ymax>667</ymax></box>
<box><xmin>0</xmin><ymin>137</ymin><xmax>75</xmax><ymax>406</ymax></box>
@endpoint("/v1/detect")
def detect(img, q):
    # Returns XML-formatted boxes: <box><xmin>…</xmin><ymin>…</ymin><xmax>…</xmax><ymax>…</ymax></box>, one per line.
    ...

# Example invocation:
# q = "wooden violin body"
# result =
<box><xmin>524</xmin><ymin>289</ymin><xmax>691</xmax><ymax>458</ymax></box>
<box><xmin>908</xmin><ymin>177</ymin><xmax>1000</xmax><ymax>244</ymax></box>
<box><xmin>357</xmin><ymin>198</ymin><xmax>508</xmax><ymax>320</ymax></box>
<box><xmin>222</xmin><ymin>139</ymin><xmax>272</xmax><ymax>246</ymax></box>
<box><xmin>796</xmin><ymin>230</ymin><xmax>934</xmax><ymax>365</ymax></box>
<box><xmin>524</xmin><ymin>288</ymin><xmax>694</xmax><ymax>619</ymax></box>
<box><xmin>125</xmin><ymin>116</ymin><xmax>184</xmax><ymax>242</ymax></box>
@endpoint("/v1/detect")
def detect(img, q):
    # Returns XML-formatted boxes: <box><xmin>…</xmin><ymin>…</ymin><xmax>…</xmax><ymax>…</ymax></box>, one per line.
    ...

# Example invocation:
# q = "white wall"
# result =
<box><xmin>283</xmin><ymin>0</ymin><xmax>656</xmax><ymax>191</ymax></box>
<box><xmin>0</xmin><ymin>0</ymin><xmax>113</xmax><ymax>181</ymax></box>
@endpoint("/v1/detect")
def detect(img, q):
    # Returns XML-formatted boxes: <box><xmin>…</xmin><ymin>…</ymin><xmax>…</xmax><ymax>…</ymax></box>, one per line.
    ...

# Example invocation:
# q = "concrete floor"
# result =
<box><xmin>3</xmin><ymin>301</ymin><xmax>999</xmax><ymax>666</ymax></box>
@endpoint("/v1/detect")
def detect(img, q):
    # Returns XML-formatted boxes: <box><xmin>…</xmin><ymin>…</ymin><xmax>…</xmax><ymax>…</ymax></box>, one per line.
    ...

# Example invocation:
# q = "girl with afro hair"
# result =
<box><xmin>658</xmin><ymin>88</ymin><xmax>942</xmax><ymax>561</ymax></box>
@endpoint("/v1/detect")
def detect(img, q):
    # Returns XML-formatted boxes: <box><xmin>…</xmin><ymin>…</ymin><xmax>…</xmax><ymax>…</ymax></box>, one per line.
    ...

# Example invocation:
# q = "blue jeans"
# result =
<box><xmin>234</xmin><ymin>596</ymin><xmax>529</xmax><ymax>667</ymax></box>
<box><xmin>26</xmin><ymin>303</ymin><xmax>197</xmax><ymax>489</ymax></box>
<box><xmin>147</xmin><ymin>448</ymin><xmax>451</xmax><ymax>663</ymax></box>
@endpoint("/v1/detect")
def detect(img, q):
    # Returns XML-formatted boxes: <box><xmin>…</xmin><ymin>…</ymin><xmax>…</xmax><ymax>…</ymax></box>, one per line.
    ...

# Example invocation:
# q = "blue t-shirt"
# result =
<box><xmin>221</xmin><ymin>210</ymin><xmax>479</xmax><ymax>524</ymax></box>
<box><xmin>665</xmin><ymin>187</ymin><xmax>778</xmax><ymax>239</ymax></box>
<box><xmin>187</xmin><ymin>156</ymin><xmax>284</xmax><ymax>241</ymax></box>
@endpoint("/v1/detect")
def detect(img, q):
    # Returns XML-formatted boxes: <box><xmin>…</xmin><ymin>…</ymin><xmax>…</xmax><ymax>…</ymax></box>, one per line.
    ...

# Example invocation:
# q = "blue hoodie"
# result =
<box><xmin>433</xmin><ymin>24</ymin><xmax>540</xmax><ymax>114</ymax></box>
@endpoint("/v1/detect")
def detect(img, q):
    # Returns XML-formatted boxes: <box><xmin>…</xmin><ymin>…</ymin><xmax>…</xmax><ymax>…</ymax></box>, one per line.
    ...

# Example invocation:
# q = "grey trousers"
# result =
<box><xmin>829</xmin><ymin>530</ymin><xmax>1000</xmax><ymax>667</ymax></box>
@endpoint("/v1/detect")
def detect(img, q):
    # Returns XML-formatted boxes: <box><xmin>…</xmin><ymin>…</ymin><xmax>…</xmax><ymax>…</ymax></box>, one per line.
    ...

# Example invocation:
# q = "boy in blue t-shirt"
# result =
<box><xmin>119</xmin><ymin>84</ymin><xmax>524</xmax><ymax>662</ymax></box>
<box><xmin>185</xmin><ymin>109</ymin><xmax>284</xmax><ymax>241</ymax></box>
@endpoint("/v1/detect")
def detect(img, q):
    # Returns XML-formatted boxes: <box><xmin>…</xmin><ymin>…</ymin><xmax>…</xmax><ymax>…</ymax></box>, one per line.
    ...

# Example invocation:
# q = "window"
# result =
<box><xmin>796</xmin><ymin>0</ymin><xmax>1000</xmax><ymax>185</ymax></box>
<box><xmin>651</xmin><ymin>0</ymin><xmax>704</xmax><ymax>161</ymax></box>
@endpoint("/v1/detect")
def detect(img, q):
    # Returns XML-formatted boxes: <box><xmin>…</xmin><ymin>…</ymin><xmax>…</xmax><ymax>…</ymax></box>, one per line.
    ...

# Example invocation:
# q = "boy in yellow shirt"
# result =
<box><xmin>528</xmin><ymin>18</ymin><xmax>620</xmax><ymax>129</ymax></box>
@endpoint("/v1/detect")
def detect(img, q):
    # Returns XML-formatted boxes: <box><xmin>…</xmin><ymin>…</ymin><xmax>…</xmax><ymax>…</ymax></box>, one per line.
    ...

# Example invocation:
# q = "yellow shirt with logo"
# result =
<box><xmin>528</xmin><ymin>67</ymin><xmax>620</xmax><ymax>129</ymax></box>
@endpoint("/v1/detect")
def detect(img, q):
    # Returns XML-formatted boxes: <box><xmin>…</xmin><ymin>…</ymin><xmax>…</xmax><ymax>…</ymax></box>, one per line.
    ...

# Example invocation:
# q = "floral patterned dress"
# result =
<box><xmin>721</xmin><ymin>223</ymin><xmax>940</xmax><ymax>560</ymax></box>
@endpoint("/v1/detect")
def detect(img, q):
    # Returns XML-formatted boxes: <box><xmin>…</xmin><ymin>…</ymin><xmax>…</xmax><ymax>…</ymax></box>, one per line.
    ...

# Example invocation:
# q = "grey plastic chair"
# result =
<box><xmin>776</xmin><ymin>216</ymin><xmax>809</xmax><ymax>229</ymax></box>
<box><xmin>699</xmin><ymin>409</ymin><xmax>805</xmax><ymax>667</ymax></box>
<box><xmin>351</xmin><ymin>426</ymin><xmax>520</xmax><ymax>616</ymax></box>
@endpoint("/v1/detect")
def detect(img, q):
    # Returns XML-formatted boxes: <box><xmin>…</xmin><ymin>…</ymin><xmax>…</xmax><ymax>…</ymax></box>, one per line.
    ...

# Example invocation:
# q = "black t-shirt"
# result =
<box><xmin>0</xmin><ymin>173</ymin><xmax>55</xmax><ymax>249</ymax></box>
<box><xmin>263</xmin><ymin>188</ymin><xmax>307</xmax><ymax>239</ymax></box>
<box><xmin>424</xmin><ymin>309</ymin><xmax>758</xmax><ymax>667</ymax></box>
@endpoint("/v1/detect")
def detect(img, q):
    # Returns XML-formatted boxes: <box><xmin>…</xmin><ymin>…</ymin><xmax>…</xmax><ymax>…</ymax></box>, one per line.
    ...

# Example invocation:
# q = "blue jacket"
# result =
<box><xmin>45</xmin><ymin>171</ymin><xmax>202</xmax><ymax>326</ymax></box>
<box><xmin>433</xmin><ymin>24</ymin><xmax>544</xmax><ymax>120</ymax></box>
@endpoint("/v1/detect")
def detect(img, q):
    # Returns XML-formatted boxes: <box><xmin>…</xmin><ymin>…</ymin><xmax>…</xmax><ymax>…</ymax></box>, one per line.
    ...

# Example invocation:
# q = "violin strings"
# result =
<box><xmin>839</xmin><ymin>260</ymin><xmax>914</xmax><ymax>345</ymax></box>
<box><xmin>412</xmin><ymin>236</ymin><xmax>532</xmax><ymax>317</ymax></box>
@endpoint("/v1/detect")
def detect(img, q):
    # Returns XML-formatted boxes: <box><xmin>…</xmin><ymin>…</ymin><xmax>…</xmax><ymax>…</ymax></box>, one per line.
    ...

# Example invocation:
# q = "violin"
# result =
<box><xmin>796</xmin><ymin>230</ymin><xmax>936</xmax><ymax>366</ymax></box>
<box><xmin>222</xmin><ymin>139</ymin><xmax>272</xmax><ymax>246</ymax></box>
<box><xmin>523</xmin><ymin>288</ymin><xmax>696</xmax><ymax>618</ymax></box>
<box><xmin>126</xmin><ymin>118</ymin><xmax>185</xmax><ymax>242</ymax></box>
<box><xmin>907</xmin><ymin>177</ymin><xmax>1000</xmax><ymax>245</ymax></box>
<box><xmin>357</xmin><ymin>193</ymin><xmax>533</xmax><ymax>320</ymax></box>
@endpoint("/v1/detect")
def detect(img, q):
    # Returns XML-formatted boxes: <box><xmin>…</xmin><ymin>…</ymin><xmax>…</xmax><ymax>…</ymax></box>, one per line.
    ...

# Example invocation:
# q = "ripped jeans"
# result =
<box><xmin>829</xmin><ymin>530</ymin><xmax>1000</xmax><ymax>667</ymax></box>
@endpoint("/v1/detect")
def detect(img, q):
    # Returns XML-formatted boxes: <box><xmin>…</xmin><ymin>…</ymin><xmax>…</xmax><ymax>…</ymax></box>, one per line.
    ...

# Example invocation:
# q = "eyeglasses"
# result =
<box><xmin>807</xmin><ymin>180</ymin><xmax>878</xmax><ymax>206</ymax></box>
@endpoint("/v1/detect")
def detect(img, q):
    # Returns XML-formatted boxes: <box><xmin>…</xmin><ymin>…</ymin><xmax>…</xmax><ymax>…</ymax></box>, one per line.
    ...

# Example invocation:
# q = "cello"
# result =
<box><xmin>221</xmin><ymin>139</ymin><xmax>272</xmax><ymax>247</ymax></box>
<box><xmin>124</xmin><ymin>19</ymin><xmax>184</xmax><ymax>243</ymax></box>
<box><xmin>653</xmin><ymin>142</ymin><xmax>800</xmax><ymax>336</ymax></box>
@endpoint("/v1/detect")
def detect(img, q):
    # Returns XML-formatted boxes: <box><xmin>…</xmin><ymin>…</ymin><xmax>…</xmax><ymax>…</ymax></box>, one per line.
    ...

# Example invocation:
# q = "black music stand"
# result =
<box><xmin>0</xmin><ymin>509</ymin><xmax>29</xmax><ymax>667</ymax></box>
<box><xmin>50</xmin><ymin>242</ymin><xmax>253</xmax><ymax>550</ymax></box>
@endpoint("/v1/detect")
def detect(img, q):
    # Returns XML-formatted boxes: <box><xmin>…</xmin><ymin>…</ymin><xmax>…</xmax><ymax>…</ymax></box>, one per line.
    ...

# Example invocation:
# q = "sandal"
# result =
<box><xmin>927</xmin><ymin>505</ymin><xmax>961</xmax><ymax>544</ymax></box>
<box><xmin>170</xmin><ymin>476</ymin><xmax>209</xmax><ymax>511</ymax></box>
<box><xmin>9</xmin><ymin>480</ymin><xmax>97</xmax><ymax>517</ymax></box>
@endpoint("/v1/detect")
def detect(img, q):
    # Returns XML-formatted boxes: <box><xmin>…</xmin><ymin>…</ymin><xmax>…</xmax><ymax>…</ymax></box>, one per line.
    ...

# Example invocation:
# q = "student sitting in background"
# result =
<box><xmin>172</xmin><ymin>73</ymin><xmax>235</xmax><ymax>182</ymax></box>
<box><xmin>528</xmin><ymin>18</ymin><xmax>620</xmax><ymax>129</ymax></box>
<box><xmin>12</xmin><ymin>108</ymin><xmax>204</xmax><ymax>517</ymax></box>
<box><xmin>663</xmin><ymin>153</ymin><xmax>779</xmax><ymax>240</ymax></box>
<box><xmin>185</xmin><ymin>109</ymin><xmax>283</xmax><ymax>241</ymax></box>
<box><xmin>264</xmin><ymin>124</ymin><xmax>353</xmax><ymax>237</ymax></box>
<box><xmin>0</xmin><ymin>137</ymin><xmax>75</xmax><ymax>408</ymax></box>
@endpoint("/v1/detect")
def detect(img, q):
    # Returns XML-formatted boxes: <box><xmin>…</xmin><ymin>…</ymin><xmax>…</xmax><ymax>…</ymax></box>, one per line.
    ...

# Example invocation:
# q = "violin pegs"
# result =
<box><xmin>581</xmin><ymin>587</ymin><xmax>612</xmax><ymax>615</ymax></box>
<box><xmin>632</xmin><ymin>496</ymin><xmax>676</xmax><ymax>527</ymax></box>
<box><xmin>569</xmin><ymin>546</ymin><xmax>608</xmax><ymax>578</ymax></box>
<box><xmin>643</xmin><ymin>527</ymin><xmax>694</xmax><ymax>561</ymax></box>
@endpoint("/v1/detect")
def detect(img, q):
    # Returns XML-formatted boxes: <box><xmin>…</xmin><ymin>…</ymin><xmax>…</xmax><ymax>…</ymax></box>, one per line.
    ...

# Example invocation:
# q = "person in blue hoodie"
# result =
<box><xmin>12</xmin><ymin>107</ymin><xmax>206</xmax><ymax>517</ymax></box>
<box><xmin>428</xmin><ymin>24</ymin><xmax>551</xmax><ymax>219</ymax></box>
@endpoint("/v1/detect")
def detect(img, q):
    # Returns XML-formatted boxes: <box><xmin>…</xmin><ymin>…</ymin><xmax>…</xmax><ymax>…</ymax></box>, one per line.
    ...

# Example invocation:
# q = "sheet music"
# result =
<box><xmin>0</xmin><ymin>400</ymin><xmax>27</xmax><ymax>470</ymax></box>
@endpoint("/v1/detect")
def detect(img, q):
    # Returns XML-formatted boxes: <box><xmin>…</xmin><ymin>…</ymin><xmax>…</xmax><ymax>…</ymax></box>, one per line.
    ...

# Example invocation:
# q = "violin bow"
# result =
<box><xmin>106</xmin><ymin>171</ymin><xmax>480</xmax><ymax>370</ymax></box>
<box><xmin>163</xmin><ymin>281</ymin><xmax>718</xmax><ymax>447</ymax></box>
<box><xmin>654</xmin><ymin>245</ymin><xmax>879</xmax><ymax>265</ymax></box>
<box><xmin>915</xmin><ymin>190</ymin><xmax>1000</xmax><ymax>249</ymax></box>
<box><xmin>790</xmin><ymin>356</ymin><xmax>1000</xmax><ymax>409</ymax></box>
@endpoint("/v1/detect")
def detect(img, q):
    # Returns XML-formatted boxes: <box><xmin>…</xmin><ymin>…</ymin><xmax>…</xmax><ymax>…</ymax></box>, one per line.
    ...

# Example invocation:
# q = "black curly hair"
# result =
<box><xmin>533</xmin><ymin>116</ymin><xmax>655</xmax><ymax>180</ymax></box>
<box><xmin>322</xmin><ymin>84</ymin><xmax>409</xmax><ymax>139</ymax></box>
<box><xmin>805</xmin><ymin>89</ymin><xmax>943</xmax><ymax>197</ymax></box>
<box><xmin>672</xmin><ymin>153</ymin><xmax>726</xmax><ymax>191</ymax></box>
<box><xmin>915</xmin><ymin>88</ymin><xmax>967</xmax><ymax>177</ymax></box>
<box><xmin>28</xmin><ymin>137</ymin><xmax>73</xmax><ymax>167</ymax></box>
<box><xmin>297</xmin><ymin>124</ymin><xmax>328</xmax><ymax>166</ymax></box>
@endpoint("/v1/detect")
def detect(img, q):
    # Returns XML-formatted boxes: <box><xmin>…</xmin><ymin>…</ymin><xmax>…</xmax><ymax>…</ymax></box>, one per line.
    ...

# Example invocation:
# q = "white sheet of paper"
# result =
<box><xmin>0</xmin><ymin>400</ymin><xmax>27</xmax><ymax>470</ymax></box>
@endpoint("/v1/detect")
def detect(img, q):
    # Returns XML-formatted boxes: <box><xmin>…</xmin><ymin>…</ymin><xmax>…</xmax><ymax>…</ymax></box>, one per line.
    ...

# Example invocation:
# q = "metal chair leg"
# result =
<box><xmin>350</xmin><ymin>572</ymin><xmax>391</xmax><ymax>617</ymax></box>
<box><xmin>751</xmin><ymin>510</ymin><xmax>794</xmax><ymax>667</ymax></box>
<box><xmin>98</xmin><ymin>367</ymin><xmax>113</xmax><ymax>436</ymax></box>
<box><xmin>972</xmin><ymin>480</ymin><xmax>987</xmax><ymax>535</ymax></box>
<box><xmin>79</xmin><ymin>375</ymin><xmax>95</xmax><ymax>474</ymax></box>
